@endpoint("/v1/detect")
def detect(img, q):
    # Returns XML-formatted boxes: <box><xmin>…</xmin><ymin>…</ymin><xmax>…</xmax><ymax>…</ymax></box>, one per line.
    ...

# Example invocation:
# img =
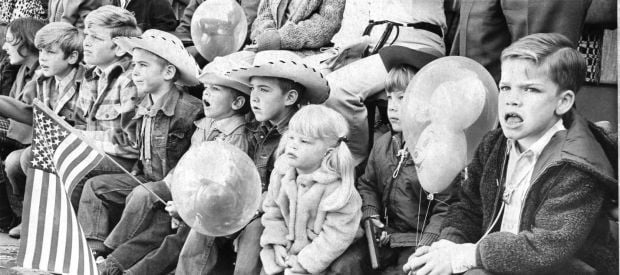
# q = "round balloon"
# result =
<box><xmin>402</xmin><ymin>56</ymin><xmax>498</xmax><ymax>194</ymax></box>
<box><xmin>190</xmin><ymin>0</ymin><xmax>248</xmax><ymax>61</ymax></box>
<box><xmin>170</xmin><ymin>141</ymin><xmax>261</xmax><ymax>236</ymax></box>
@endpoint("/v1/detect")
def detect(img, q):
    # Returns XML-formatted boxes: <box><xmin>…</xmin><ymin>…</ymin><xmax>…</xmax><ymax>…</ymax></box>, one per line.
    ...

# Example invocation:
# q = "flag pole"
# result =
<box><xmin>33</xmin><ymin>100</ymin><xmax>167</xmax><ymax>204</ymax></box>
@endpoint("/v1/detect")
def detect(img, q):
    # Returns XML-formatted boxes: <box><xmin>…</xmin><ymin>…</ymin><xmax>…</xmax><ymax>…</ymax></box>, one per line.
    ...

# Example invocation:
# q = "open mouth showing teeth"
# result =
<box><xmin>505</xmin><ymin>113</ymin><xmax>523</xmax><ymax>124</ymax></box>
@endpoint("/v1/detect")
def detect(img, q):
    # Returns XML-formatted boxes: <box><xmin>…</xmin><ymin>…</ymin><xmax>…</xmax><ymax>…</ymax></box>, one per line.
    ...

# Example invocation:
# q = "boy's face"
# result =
<box><xmin>39</xmin><ymin>44</ymin><xmax>75</xmax><ymax>78</ymax></box>
<box><xmin>2</xmin><ymin>31</ymin><xmax>27</xmax><ymax>65</ymax></box>
<box><xmin>83</xmin><ymin>26</ymin><xmax>118</xmax><ymax>68</ymax></box>
<box><xmin>249</xmin><ymin>76</ymin><xmax>296</xmax><ymax>123</ymax></box>
<box><xmin>131</xmin><ymin>48</ymin><xmax>168</xmax><ymax>95</ymax></box>
<box><xmin>498</xmin><ymin>59</ymin><xmax>573</xmax><ymax>148</ymax></box>
<box><xmin>386</xmin><ymin>90</ymin><xmax>405</xmax><ymax>132</ymax></box>
<box><xmin>202</xmin><ymin>84</ymin><xmax>238</xmax><ymax>120</ymax></box>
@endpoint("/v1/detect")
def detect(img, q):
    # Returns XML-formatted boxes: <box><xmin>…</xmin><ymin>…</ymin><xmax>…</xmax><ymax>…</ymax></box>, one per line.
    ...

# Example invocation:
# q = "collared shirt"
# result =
<box><xmin>48</xmin><ymin>67</ymin><xmax>78</xmax><ymax>111</ymax></box>
<box><xmin>76</xmin><ymin>57</ymin><xmax>142</xmax><ymax>159</ymax></box>
<box><xmin>501</xmin><ymin>119</ymin><xmax>566</xmax><ymax>234</ymax></box>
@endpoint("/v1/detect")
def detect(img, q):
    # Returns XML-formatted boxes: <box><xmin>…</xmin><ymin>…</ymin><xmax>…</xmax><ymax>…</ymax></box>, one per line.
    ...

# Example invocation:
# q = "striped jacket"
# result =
<box><xmin>74</xmin><ymin>57</ymin><xmax>143</xmax><ymax>159</ymax></box>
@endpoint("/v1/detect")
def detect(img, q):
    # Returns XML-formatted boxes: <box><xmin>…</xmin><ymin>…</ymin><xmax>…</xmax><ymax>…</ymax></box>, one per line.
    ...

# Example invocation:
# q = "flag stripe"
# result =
<box><xmin>47</xmin><ymin>175</ymin><xmax>62</xmax><ymax>271</ymax></box>
<box><xmin>61</xmin><ymin>149</ymin><xmax>103</xmax><ymax>194</ymax></box>
<box><xmin>31</xmin><ymin>171</ymin><xmax>49</xmax><ymax>269</ymax></box>
<box><xmin>55</xmin><ymin>178</ymin><xmax>68</xmax><ymax>273</ymax></box>
<box><xmin>39</xmin><ymin>174</ymin><xmax>56</xmax><ymax>270</ymax></box>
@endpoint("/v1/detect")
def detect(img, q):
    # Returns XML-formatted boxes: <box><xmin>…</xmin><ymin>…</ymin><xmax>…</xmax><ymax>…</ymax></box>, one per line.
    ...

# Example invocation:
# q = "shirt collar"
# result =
<box><xmin>89</xmin><ymin>56</ymin><xmax>132</xmax><ymax>80</ymax></box>
<box><xmin>195</xmin><ymin>115</ymin><xmax>246</xmax><ymax>135</ymax></box>
<box><xmin>55</xmin><ymin>67</ymin><xmax>78</xmax><ymax>91</ymax></box>
<box><xmin>508</xmin><ymin>118</ymin><xmax>566</xmax><ymax>159</ymax></box>
<box><xmin>262</xmin><ymin>109</ymin><xmax>296</xmax><ymax>134</ymax></box>
<box><xmin>134</xmin><ymin>86</ymin><xmax>181</xmax><ymax>118</ymax></box>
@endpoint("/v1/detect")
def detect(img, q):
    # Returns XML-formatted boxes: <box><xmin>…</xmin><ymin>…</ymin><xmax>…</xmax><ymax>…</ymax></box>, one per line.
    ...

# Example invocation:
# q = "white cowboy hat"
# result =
<box><xmin>198</xmin><ymin>51</ymin><xmax>254</xmax><ymax>95</ymax></box>
<box><xmin>226</xmin><ymin>50</ymin><xmax>330</xmax><ymax>104</ymax></box>
<box><xmin>114</xmin><ymin>29</ymin><xmax>200</xmax><ymax>86</ymax></box>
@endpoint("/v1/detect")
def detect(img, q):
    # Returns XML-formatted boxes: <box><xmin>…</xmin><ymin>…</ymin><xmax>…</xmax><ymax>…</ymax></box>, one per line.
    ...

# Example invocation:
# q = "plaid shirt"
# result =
<box><xmin>74</xmin><ymin>57</ymin><xmax>143</xmax><ymax>159</ymax></box>
<box><xmin>20</xmin><ymin>64</ymin><xmax>86</xmax><ymax>126</ymax></box>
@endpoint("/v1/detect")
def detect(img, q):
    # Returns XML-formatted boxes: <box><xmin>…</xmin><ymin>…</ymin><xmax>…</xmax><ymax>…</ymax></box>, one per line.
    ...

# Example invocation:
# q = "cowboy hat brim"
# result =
<box><xmin>114</xmin><ymin>36</ymin><xmax>200</xmax><ymax>86</ymax></box>
<box><xmin>198</xmin><ymin>73</ymin><xmax>251</xmax><ymax>95</ymax></box>
<box><xmin>379</xmin><ymin>46</ymin><xmax>442</xmax><ymax>72</ymax></box>
<box><xmin>227</xmin><ymin>60</ymin><xmax>330</xmax><ymax>104</ymax></box>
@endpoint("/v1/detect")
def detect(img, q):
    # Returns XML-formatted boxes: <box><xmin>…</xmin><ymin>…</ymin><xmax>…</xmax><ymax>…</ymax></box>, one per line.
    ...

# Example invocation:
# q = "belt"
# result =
<box><xmin>362</xmin><ymin>20</ymin><xmax>444</xmax><ymax>56</ymax></box>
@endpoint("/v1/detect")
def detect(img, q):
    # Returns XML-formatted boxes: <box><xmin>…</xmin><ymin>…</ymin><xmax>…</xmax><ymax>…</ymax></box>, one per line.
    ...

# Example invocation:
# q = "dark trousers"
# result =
<box><xmin>328</xmin><ymin>238</ymin><xmax>417</xmax><ymax>275</ymax></box>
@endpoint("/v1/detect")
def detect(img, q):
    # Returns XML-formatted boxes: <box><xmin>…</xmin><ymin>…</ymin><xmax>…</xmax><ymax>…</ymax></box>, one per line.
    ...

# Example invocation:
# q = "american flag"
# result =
<box><xmin>17</xmin><ymin>101</ymin><xmax>102</xmax><ymax>274</ymax></box>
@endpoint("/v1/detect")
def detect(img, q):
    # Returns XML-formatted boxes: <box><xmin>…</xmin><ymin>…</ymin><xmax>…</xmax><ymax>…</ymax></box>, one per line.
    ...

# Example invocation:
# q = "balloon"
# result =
<box><xmin>402</xmin><ymin>56</ymin><xmax>498</xmax><ymax>193</ymax></box>
<box><xmin>170</xmin><ymin>141</ymin><xmax>261</xmax><ymax>236</ymax></box>
<box><xmin>190</xmin><ymin>0</ymin><xmax>248</xmax><ymax>61</ymax></box>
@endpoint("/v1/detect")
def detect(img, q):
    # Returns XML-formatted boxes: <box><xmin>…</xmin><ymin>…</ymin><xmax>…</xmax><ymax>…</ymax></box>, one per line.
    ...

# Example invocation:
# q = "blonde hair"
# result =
<box><xmin>35</xmin><ymin>22</ymin><xmax>83</xmax><ymax>64</ymax></box>
<box><xmin>84</xmin><ymin>5</ymin><xmax>141</xmax><ymax>39</ymax></box>
<box><xmin>501</xmin><ymin>33</ymin><xmax>586</xmax><ymax>93</ymax></box>
<box><xmin>286</xmin><ymin>105</ymin><xmax>354</xmax><ymax>187</ymax></box>
<box><xmin>385</xmin><ymin>65</ymin><xmax>417</xmax><ymax>93</ymax></box>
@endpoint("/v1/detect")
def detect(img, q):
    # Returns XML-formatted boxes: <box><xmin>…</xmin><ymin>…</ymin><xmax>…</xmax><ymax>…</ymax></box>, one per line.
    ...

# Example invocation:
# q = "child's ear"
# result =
<box><xmin>231</xmin><ymin>95</ymin><xmax>246</xmax><ymax>111</ymax></box>
<box><xmin>67</xmin><ymin>50</ymin><xmax>79</xmax><ymax>65</ymax></box>
<box><xmin>162</xmin><ymin>64</ymin><xmax>177</xmax><ymax>81</ymax></box>
<box><xmin>555</xmin><ymin>89</ymin><xmax>575</xmax><ymax>116</ymax></box>
<box><xmin>284</xmin><ymin>89</ymin><xmax>299</xmax><ymax>106</ymax></box>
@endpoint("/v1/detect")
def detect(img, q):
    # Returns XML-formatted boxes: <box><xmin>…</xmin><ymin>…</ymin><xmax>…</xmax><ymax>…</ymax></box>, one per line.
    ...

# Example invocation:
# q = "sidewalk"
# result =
<box><xmin>0</xmin><ymin>233</ymin><xmax>49</xmax><ymax>275</ymax></box>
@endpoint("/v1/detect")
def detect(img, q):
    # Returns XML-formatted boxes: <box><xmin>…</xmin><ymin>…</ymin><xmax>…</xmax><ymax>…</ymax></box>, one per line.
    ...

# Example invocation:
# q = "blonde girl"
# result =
<box><xmin>260</xmin><ymin>105</ymin><xmax>362</xmax><ymax>275</ymax></box>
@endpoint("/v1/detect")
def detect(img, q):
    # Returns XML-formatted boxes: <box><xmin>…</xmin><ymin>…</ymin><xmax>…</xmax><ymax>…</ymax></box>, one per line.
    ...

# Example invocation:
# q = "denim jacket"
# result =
<box><xmin>132</xmin><ymin>86</ymin><xmax>203</xmax><ymax>181</ymax></box>
<box><xmin>246</xmin><ymin>111</ymin><xmax>294</xmax><ymax>192</ymax></box>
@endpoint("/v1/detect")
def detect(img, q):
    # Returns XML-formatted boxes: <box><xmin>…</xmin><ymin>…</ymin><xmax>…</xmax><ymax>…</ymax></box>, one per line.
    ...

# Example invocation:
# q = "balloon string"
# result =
<box><xmin>415</xmin><ymin>189</ymin><xmax>422</xmax><ymax>247</ymax></box>
<box><xmin>417</xmin><ymin>196</ymin><xmax>432</xmax><ymax>248</ymax></box>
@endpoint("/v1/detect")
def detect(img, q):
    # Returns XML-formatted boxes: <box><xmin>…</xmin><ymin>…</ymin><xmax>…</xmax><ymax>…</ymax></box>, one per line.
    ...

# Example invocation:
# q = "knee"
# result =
<box><xmin>19</xmin><ymin>147</ymin><xmax>32</xmax><ymax>173</ymax></box>
<box><xmin>4</xmin><ymin>150</ymin><xmax>22</xmax><ymax>176</ymax></box>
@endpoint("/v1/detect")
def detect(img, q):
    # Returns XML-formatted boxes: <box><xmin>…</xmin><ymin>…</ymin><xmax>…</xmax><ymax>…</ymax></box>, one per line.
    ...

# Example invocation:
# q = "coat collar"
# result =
<box><xmin>531</xmin><ymin>110</ymin><xmax>616</xmax><ymax>192</ymax></box>
<box><xmin>134</xmin><ymin>86</ymin><xmax>181</xmax><ymax>118</ymax></box>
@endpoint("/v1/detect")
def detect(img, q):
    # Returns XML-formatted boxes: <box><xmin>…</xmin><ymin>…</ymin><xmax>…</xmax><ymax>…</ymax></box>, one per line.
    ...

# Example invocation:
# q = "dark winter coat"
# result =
<box><xmin>358</xmin><ymin>132</ymin><xmax>454</xmax><ymax>248</ymax></box>
<box><xmin>440</xmin><ymin>110</ymin><xmax>618</xmax><ymax>274</ymax></box>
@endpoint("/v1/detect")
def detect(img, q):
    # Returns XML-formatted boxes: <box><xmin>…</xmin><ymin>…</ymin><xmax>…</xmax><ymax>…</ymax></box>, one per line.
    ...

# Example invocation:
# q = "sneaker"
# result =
<box><xmin>8</xmin><ymin>223</ymin><xmax>21</xmax><ymax>238</ymax></box>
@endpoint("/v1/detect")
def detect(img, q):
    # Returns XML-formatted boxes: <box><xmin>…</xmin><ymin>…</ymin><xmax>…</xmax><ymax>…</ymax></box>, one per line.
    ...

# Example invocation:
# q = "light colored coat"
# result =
<box><xmin>260</xmin><ymin>156</ymin><xmax>362</xmax><ymax>274</ymax></box>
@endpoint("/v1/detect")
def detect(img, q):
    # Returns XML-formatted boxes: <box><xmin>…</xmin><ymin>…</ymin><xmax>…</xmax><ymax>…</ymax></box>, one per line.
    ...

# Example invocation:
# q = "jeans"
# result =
<box><xmin>101</xmin><ymin>180</ymin><xmax>175</xmax><ymax>274</ymax></box>
<box><xmin>176</xmin><ymin>217</ymin><xmax>264</xmax><ymax>275</ymax></box>
<box><xmin>324</xmin><ymin>54</ymin><xmax>388</xmax><ymax>165</ymax></box>
<box><xmin>234</xmin><ymin>217</ymin><xmax>264</xmax><ymax>274</ymax></box>
<box><xmin>4</xmin><ymin>148</ymin><xmax>26</xmax><ymax>198</ymax></box>
<box><xmin>69</xmin><ymin>156</ymin><xmax>135</xmax><ymax>212</ymax></box>
<box><xmin>78</xmin><ymin>173</ymin><xmax>147</xmax><ymax>247</ymax></box>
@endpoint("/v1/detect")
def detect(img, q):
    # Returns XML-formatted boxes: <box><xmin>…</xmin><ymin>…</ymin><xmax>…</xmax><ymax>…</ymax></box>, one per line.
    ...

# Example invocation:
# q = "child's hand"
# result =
<box><xmin>165</xmin><ymin>201</ymin><xmax>180</xmax><ymax>219</ymax></box>
<box><xmin>369</xmin><ymin>217</ymin><xmax>390</xmax><ymax>247</ymax></box>
<box><xmin>273</xmin><ymin>244</ymin><xmax>288</xmax><ymax>267</ymax></box>
<box><xmin>286</xmin><ymin>255</ymin><xmax>308</xmax><ymax>273</ymax></box>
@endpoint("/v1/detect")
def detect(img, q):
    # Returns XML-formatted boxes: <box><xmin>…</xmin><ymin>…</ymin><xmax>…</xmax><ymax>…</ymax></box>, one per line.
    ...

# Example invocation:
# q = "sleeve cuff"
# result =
<box><xmin>362</xmin><ymin>206</ymin><xmax>379</xmax><ymax>220</ymax></box>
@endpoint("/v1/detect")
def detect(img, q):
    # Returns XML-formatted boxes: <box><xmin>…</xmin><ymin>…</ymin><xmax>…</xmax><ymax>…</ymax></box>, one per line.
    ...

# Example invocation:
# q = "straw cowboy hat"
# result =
<box><xmin>198</xmin><ymin>51</ymin><xmax>254</xmax><ymax>95</ymax></box>
<box><xmin>114</xmin><ymin>29</ymin><xmax>200</xmax><ymax>86</ymax></box>
<box><xmin>226</xmin><ymin>50</ymin><xmax>330</xmax><ymax>104</ymax></box>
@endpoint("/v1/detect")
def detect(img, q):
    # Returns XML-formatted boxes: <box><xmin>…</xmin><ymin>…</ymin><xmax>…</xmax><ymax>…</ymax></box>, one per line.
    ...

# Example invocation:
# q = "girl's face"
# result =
<box><xmin>284</xmin><ymin>130</ymin><xmax>331</xmax><ymax>175</ymax></box>
<box><xmin>2</xmin><ymin>31</ymin><xmax>27</xmax><ymax>65</ymax></box>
